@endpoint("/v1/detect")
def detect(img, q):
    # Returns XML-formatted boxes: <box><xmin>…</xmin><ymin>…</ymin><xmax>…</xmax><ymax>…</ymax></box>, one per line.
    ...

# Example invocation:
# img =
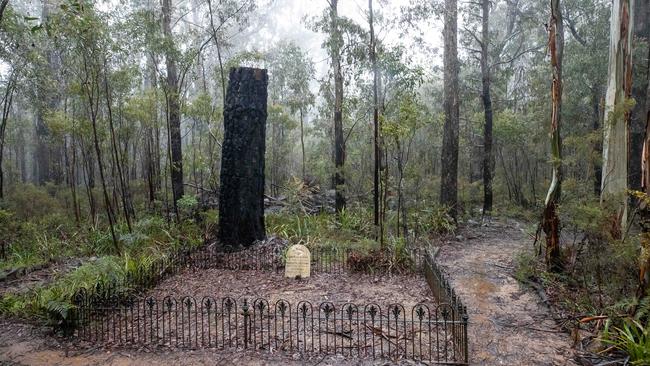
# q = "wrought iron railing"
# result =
<box><xmin>65</xmin><ymin>244</ymin><xmax>468</xmax><ymax>364</ymax></box>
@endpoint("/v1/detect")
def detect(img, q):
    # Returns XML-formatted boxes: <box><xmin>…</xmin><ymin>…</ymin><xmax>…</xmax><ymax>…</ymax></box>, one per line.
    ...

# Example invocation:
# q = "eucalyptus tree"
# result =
<box><xmin>311</xmin><ymin>0</ymin><xmax>368</xmax><ymax>214</ymax></box>
<box><xmin>206</xmin><ymin>0</ymin><xmax>256</xmax><ymax>105</ymax></box>
<box><xmin>266</xmin><ymin>41</ymin><xmax>315</xmax><ymax>183</ymax></box>
<box><xmin>46</xmin><ymin>2</ymin><xmax>122</xmax><ymax>251</ymax></box>
<box><xmin>161</xmin><ymin>0</ymin><xmax>184</xmax><ymax>218</ymax></box>
<box><xmin>440</xmin><ymin>0</ymin><xmax>460</xmax><ymax>220</ymax></box>
<box><xmin>562</xmin><ymin>0</ymin><xmax>610</xmax><ymax>196</ymax></box>
<box><xmin>542</xmin><ymin>0</ymin><xmax>564</xmax><ymax>271</ymax></box>
<box><xmin>601</xmin><ymin>0</ymin><xmax>635</xmax><ymax>232</ymax></box>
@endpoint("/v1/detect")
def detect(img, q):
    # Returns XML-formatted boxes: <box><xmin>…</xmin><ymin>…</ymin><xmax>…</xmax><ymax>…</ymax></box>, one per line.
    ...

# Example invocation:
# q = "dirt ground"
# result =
<box><xmin>0</xmin><ymin>219</ymin><xmax>577</xmax><ymax>365</ymax></box>
<box><xmin>145</xmin><ymin>267</ymin><xmax>434</xmax><ymax>309</ymax></box>
<box><xmin>436</xmin><ymin>218</ymin><xmax>576</xmax><ymax>366</ymax></box>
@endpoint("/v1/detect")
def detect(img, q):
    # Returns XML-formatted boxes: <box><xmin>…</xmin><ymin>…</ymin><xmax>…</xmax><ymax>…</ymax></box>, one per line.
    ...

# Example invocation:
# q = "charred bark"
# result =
<box><xmin>330</xmin><ymin>0</ymin><xmax>346</xmax><ymax>214</ymax></box>
<box><xmin>481</xmin><ymin>0</ymin><xmax>493</xmax><ymax>215</ymax></box>
<box><xmin>218</xmin><ymin>67</ymin><xmax>268</xmax><ymax>247</ymax></box>
<box><xmin>638</xmin><ymin>11</ymin><xmax>650</xmax><ymax>302</ymax></box>
<box><xmin>629</xmin><ymin>0</ymin><xmax>649</xmax><ymax>192</ymax></box>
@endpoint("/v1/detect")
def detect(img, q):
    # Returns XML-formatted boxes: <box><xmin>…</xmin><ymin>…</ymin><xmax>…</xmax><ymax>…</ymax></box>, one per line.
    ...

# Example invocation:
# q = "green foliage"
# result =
<box><xmin>177</xmin><ymin>194</ymin><xmax>199</xmax><ymax>218</ymax></box>
<box><xmin>348</xmin><ymin>236</ymin><xmax>414</xmax><ymax>273</ymax></box>
<box><xmin>514</xmin><ymin>251</ymin><xmax>538</xmax><ymax>284</ymax></box>
<box><xmin>409</xmin><ymin>205</ymin><xmax>456</xmax><ymax>236</ymax></box>
<box><xmin>603</xmin><ymin>319</ymin><xmax>650</xmax><ymax>365</ymax></box>
<box><xmin>3</xmin><ymin>184</ymin><xmax>64</xmax><ymax>221</ymax></box>
<box><xmin>337</xmin><ymin>207</ymin><xmax>373</xmax><ymax>236</ymax></box>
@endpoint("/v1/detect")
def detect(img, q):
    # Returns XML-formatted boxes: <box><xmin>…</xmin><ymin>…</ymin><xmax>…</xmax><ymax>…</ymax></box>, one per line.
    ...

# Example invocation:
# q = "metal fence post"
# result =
<box><xmin>243</xmin><ymin>299</ymin><xmax>250</xmax><ymax>348</ymax></box>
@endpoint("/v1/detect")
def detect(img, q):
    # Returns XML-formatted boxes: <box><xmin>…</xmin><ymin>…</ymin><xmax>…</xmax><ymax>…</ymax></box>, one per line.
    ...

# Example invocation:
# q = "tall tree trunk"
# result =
<box><xmin>82</xmin><ymin>55</ymin><xmax>119</xmax><ymax>253</ymax></box>
<box><xmin>0</xmin><ymin>0</ymin><xmax>9</xmax><ymax>25</ymax></box>
<box><xmin>162</xmin><ymin>0</ymin><xmax>184</xmax><ymax>217</ymax></box>
<box><xmin>35</xmin><ymin>1</ymin><xmax>60</xmax><ymax>186</ymax></box>
<box><xmin>629</xmin><ymin>0</ymin><xmax>649</xmax><ymax>192</ymax></box>
<box><xmin>330</xmin><ymin>0</ymin><xmax>346</xmax><ymax>213</ymax></box>
<box><xmin>369</xmin><ymin>0</ymin><xmax>382</xmax><ymax>245</ymax></box>
<box><xmin>481</xmin><ymin>0</ymin><xmax>493</xmax><ymax>215</ymax></box>
<box><xmin>218</xmin><ymin>67</ymin><xmax>267</xmax><ymax>247</ymax></box>
<box><xmin>0</xmin><ymin>70</ymin><xmax>15</xmax><ymax>199</ymax></box>
<box><xmin>80</xmin><ymin>137</ymin><xmax>97</xmax><ymax>221</ymax></box>
<box><xmin>601</xmin><ymin>0</ymin><xmax>635</xmax><ymax>232</ymax></box>
<box><xmin>300</xmin><ymin>107</ymin><xmax>306</xmax><ymax>180</ymax></box>
<box><xmin>103</xmin><ymin>57</ymin><xmax>133</xmax><ymax>232</ymax></box>
<box><xmin>637</xmin><ymin>13</ymin><xmax>650</xmax><ymax>303</ymax></box>
<box><xmin>543</xmin><ymin>0</ymin><xmax>564</xmax><ymax>271</ymax></box>
<box><xmin>592</xmin><ymin>85</ymin><xmax>603</xmax><ymax>196</ymax></box>
<box><xmin>440</xmin><ymin>0</ymin><xmax>460</xmax><ymax>220</ymax></box>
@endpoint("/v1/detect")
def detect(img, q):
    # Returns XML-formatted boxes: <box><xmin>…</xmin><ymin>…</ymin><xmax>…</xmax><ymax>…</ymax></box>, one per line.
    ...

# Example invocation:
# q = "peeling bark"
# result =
<box><xmin>601</xmin><ymin>0</ymin><xmax>635</xmax><ymax>232</ymax></box>
<box><xmin>543</xmin><ymin>0</ymin><xmax>564</xmax><ymax>271</ymax></box>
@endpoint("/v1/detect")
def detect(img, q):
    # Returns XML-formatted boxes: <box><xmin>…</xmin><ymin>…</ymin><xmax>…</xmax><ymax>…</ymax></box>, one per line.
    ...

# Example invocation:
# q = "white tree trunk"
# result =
<box><xmin>601</xmin><ymin>0</ymin><xmax>634</xmax><ymax>228</ymax></box>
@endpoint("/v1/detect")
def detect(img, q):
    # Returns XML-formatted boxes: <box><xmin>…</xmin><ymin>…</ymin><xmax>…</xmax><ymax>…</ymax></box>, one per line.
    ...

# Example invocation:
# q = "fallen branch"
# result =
<box><xmin>323</xmin><ymin>329</ymin><xmax>353</xmax><ymax>339</ymax></box>
<box><xmin>579</xmin><ymin>315</ymin><xmax>608</xmax><ymax>323</ymax></box>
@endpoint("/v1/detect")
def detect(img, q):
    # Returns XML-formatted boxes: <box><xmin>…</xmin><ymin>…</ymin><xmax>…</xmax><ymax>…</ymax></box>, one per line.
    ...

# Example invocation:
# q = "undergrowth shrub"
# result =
<box><xmin>409</xmin><ymin>205</ymin><xmax>456</xmax><ymax>237</ymax></box>
<box><xmin>348</xmin><ymin>236</ymin><xmax>413</xmax><ymax>273</ymax></box>
<box><xmin>603</xmin><ymin>319</ymin><xmax>650</xmax><ymax>365</ymax></box>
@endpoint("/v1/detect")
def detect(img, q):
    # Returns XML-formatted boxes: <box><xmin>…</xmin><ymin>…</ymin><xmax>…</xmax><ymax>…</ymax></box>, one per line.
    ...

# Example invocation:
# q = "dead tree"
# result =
<box><xmin>218</xmin><ymin>67</ymin><xmax>268</xmax><ymax>247</ymax></box>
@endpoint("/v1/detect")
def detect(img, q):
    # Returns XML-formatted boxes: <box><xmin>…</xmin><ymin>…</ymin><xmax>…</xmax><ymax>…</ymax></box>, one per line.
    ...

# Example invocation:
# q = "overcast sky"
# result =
<box><xmin>246</xmin><ymin>0</ymin><xmax>444</xmax><ymax>77</ymax></box>
<box><xmin>6</xmin><ymin>0</ymin><xmax>444</xmax><ymax>83</ymax></box>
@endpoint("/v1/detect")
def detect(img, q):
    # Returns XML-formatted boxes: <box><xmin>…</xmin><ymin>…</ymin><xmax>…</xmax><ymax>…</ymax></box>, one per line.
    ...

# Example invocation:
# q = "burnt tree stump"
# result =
<box><xmin>218</xmin><ymin>67</ymin><xmax>268</xmax><ymax>247</ymax></box>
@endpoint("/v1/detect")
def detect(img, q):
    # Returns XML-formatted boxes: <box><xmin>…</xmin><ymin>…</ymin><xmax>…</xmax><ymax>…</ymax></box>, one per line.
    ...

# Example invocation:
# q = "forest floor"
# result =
<box><xmin>0</xmin><ymin>258</ymin><xmax>87</xmax><ymax>297</ymax></box>
<box><xmin>0</xmin><ymin>218</ymin><xmax>577</xmax><ymax>365</ymax></box>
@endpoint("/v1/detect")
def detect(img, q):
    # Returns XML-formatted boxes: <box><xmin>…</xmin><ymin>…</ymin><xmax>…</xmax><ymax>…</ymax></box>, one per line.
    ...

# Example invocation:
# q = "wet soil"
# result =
<box><xmin>436</xmin><ymin>218</ymin><xmax>576</xmax><ymax>365</ymax></box>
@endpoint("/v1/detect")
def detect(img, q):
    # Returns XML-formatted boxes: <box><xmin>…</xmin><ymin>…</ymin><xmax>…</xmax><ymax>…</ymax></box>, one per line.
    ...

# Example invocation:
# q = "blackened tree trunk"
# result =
<box><xmin>480</xmin><ymin>0</ymin><xmax>493</xmax><ymax>215</ymax></box>
<box><xmin>330</xmin><ymin>0</ymin><xmax>346</xmax><ymax>213</ymax></box>
<box><xmin>218</xmin><ymin>67</ymin><xmax>268</xmax><ymax>247</ymax></box>
<box><xmin>629</xmin><ymin>0</ymin><xmax>648</xmax><ymax>192</ymax></box>
<box><xmin>162</xmin><ymin>0</ymin><xmax>184</xmax><ymax>216</ymax></box>
<box><xmin>543</xmin><ymin>0</ymin><xmax>564</xmax><ymax>271</ymax></box>
<box><xmin>637</xmin><ymin>16</ymin><xmax>650</xmax><ymax>302</ymax></box>
<box><xmin>440</xmin><ymin>0</ymin><xmax>460</xmax><ymax>220</ymax></box>
<box><xmin>369</xmin><ymin>0</ymin><xmax>383</xmax><ymax>245</ymax></box>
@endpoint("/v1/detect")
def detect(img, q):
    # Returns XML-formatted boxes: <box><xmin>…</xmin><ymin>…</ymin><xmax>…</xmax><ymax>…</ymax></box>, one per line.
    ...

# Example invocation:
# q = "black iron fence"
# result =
<box><xmin>66</xmin><ymin>244</ymin><xmax>468</xmax><ymax>364</ymax></box>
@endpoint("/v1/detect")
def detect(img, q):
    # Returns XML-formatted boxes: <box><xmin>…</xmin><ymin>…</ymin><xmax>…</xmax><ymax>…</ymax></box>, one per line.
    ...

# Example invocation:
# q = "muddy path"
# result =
<box><xmin>436</xmin><ymin>218</ymin><xmax>575</xmax><ymax>365</ymax></box>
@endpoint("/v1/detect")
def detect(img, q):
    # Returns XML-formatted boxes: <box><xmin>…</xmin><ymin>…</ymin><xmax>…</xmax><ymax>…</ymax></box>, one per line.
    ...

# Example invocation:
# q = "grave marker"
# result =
<box><xmin>285</xmin><ymin>244</ymin><xmax>311</xmax><ymax>278</ymax></box>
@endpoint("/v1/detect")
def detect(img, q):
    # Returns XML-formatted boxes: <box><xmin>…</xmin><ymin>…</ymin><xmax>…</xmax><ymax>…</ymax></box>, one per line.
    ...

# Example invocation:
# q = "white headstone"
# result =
<box><xmin>284</xmin><ymin>244</ymin><xmax>311</xmax><ymax>278</ymax></box>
